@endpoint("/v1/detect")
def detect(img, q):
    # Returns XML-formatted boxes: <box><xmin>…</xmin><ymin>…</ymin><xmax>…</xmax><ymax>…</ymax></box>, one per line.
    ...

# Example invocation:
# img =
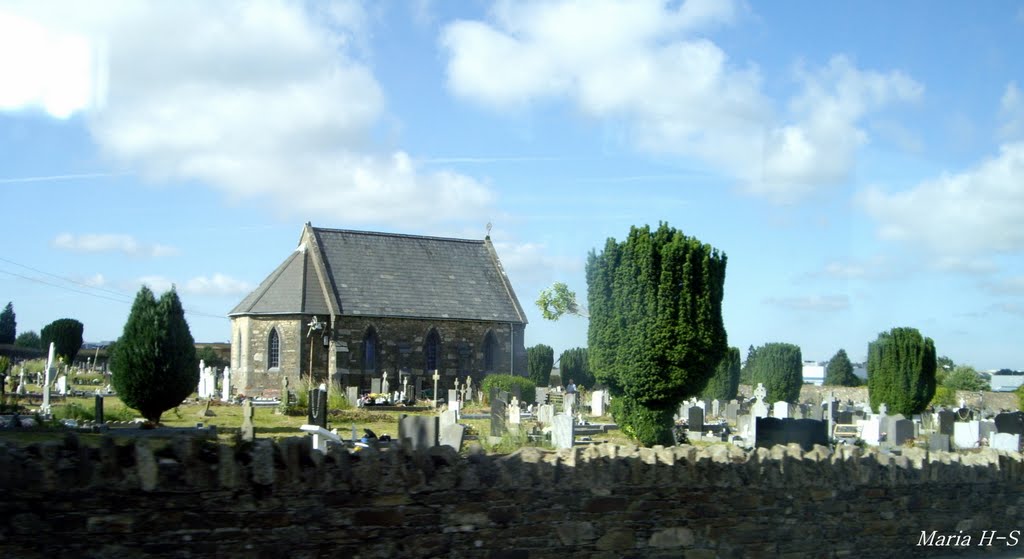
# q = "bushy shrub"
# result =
<box><xmin>481</xmin><ymin>374</ymin><xmax>535</xmax><ymax>404</ymax></box>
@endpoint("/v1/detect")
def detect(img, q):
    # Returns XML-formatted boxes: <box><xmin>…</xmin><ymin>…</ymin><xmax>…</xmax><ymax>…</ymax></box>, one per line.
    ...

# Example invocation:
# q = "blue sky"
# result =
<box><xmin>1</xmin><ymin>1</ymin><xmax>1022</xmax><ymax>370</ymax></box>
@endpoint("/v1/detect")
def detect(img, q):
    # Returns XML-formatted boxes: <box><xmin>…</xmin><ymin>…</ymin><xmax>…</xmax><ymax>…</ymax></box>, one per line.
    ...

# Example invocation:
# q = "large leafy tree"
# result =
<box><xmin>0</xmin><ymin>302</ymin><xmax>15</xmax><ymax>344</ymax></box>
<box><xmin>588</xmin><ymin>223</ymin><xmax>727</xmax><ymax>446</ymax></box>
<box><xmin>867</xmin><ymin>327</ymin><xmax>936</xmax><ymax>416</ymax></box>
<box><xmin>941</xmin><ymin>365</ymin><xmax>989</xmax><ymax>391</ymax></box>
<box><xmin>40</xmin><ymin>318</ymin><xmax>84</xmax><ymax>362</ymax></box>
<box><xmin>559</xmin><ymin>347</ymin><xmax>595</xmax><ymax>389</ymax></box>
<box><xmin>536</xmin><ymin>282</ymin><xmax>589</xmax><ymax>320</ymax></box>
<box><xmin>111</xmin><ymin>287</ymin><xmax>199</xmax><ymax>424</ymax></box>
<box><xmin>824</xmin><ymin>348</ymin><xmax>860</xmax><ymax>386</ymax></box>
<box><xmin>702</xmin><ymin>346</ymin><xmax>741</xmax><ymax>401</ymax></box>
<box><xmin>14</xmin><ymin>330</ymin><xmax>41</xmax><ymax>350</ymax></box>
<box><xmin>526</xmin><ymin>344</ymin><xmax>554</xmax><ymax>386</ymax></box>
<box><xmin>747</xmin><ymin>342</ymin><xmax>803</xmax><ymax>403</ymax></box>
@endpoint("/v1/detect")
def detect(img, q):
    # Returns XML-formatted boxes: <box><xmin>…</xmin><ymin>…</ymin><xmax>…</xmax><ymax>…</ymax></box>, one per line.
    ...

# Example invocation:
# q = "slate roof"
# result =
<box><xmin>230</xmin><ymin>225</ymin><xmax>527</xmax><ymax>324</ymax></box>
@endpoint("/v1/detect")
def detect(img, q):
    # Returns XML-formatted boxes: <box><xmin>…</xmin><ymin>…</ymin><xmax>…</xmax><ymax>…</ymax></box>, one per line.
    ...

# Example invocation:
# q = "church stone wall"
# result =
<box><xmin>233</xmin><ymin>315</ymin><xmax>527</xmax><ymax>396</ymax></box>
<box><xmin>3</xmin><ymin>436</ymin><xmax>1023</xmax><ymax>558</ymax></box>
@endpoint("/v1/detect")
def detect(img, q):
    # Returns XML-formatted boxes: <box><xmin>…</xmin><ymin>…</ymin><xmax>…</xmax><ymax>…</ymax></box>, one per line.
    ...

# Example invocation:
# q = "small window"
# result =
<box><xmin>424</xmin><ymin>328</ymin><xmax>441</xmax><ymax>373</ymax></box>
<box><xmin>483</xmin><ymin>330</ymin><xmax>499</xmax><ymax>373</ymax></box>
<box><xmin>268</xmin><ymin>328</ymin><xmax>281</xmax><ymax>369</ymax></box>
<box><xmin>363</xmin><ymin>327</ymin><xmax>378</xmax><ymax>372</ymax></box>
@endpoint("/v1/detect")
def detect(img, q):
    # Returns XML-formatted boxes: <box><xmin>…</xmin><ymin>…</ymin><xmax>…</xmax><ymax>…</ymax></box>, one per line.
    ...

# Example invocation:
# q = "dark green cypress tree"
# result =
<box><xmin>559</xmin><ymin>347</ymin><xmax>594</xmax><ymax>389</ymax></box>
<box><xmin>867</xmin><ymin>327</ymin><xmax>936</xmax><ymax>416</ymax></box>
<box><xmin>526</xmin><ymin>344</ymin><xmax>554</xmax><ymax>386</ymax></box>
<box><xmin>0</xmin><ymin>302</ymin><xmax>15</xmax><ymax>344</ymax></box>
<box><xmin>40</xmin><ymin>318</ymin><xmax>84</xmax><ymax>362</ymax></box>
<box><xmin>111</xmin><ymin>286</ymin><xmax>199</xmax><ymax>424</ymax></box>
<box><xmin>702</xmin><ymin>347</ymin><xmax>741</xmax><ymax>401</ymax></box>
<box><xmin>587</xmin><ymin>223</ymin><xmax>727</xmax><ymax>446</ymax></box>
<box><xmin>748</xmin><ymin>342</ymin><xmax>803</xmax><ymax>403</ymax></box>
<box><xmin>824</xmin><ymin>348</ymin><xmax>859</xmax><ymax>386</ymax></box>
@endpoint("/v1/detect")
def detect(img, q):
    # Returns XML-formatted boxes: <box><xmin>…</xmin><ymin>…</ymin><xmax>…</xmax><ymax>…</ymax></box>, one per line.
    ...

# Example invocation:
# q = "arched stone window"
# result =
<box><xmin>483</xmin><ymin>330</ymin><xmax>499</xmax><ymax>373</ymax></box>
<box><xmin>267</xmin><ymin>328</ymin><xmax>281</xmax><ymax>370</ymax></box>
<box><xmin>424</xmin><ymin>328</ymin><xmax>441</xmax><ymax>373</ymax></box>
<box><xmin>363</xmin><ymin>326</ymin><xmax>379</xmax><ymax>372</ymax></box>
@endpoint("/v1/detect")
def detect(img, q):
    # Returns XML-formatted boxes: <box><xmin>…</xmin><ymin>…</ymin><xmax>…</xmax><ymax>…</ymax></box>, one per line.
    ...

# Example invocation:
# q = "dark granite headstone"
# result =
<box><xmin>307</xmin><ymin>388</ymin><xmax>327</xmax><ymax>428</ymax></box>
<box><xmin>837</xmin><ymin>411</ymin><xmax>854</xmax><ymax>424</ymax></box>
<box><xmin>995</xmin><ymin>412</ymin><xmax>1024</xmax><ymax>435</ymax></box>
<box><xmin>490</xmin><ymin>394</ymin><xmax>508</xmax><ymax>437</ymax></box>
<box><xmin>688</xmin><ymin>406</ymin><xmax>705</xmax><ymax>431</ymax></box>
<box><xmin>94</xmin><ymin>394</ymin><xmax>104</xmax><ymax>424</ymax></box>
<box><xmin>937</xmin><ymin>410</ymin><xmax>955</xmax><ymax>436</ymax></box>
<box><xmin>889</xmin><ymin>418</ymin><xmax>914</xmax><ymax>445</ymax></box>
<box><xmin>755</xmin><ymin>417</ymin><xmax>828</xmax><ymax>451</ymax></box>
<box><xmin>398</xmin><ymin>414</ymin><xmax>439</xmax><ymax>451</ymax></box>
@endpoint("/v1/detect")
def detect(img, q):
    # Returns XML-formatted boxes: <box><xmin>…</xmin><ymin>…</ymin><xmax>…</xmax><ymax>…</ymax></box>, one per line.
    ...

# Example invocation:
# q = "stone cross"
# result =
<box><xmin>381</xmin><ymin>370</ymin><xmax>389</xmax><ymax>396</ymax></box>
<box><xmin>41</xmin><ymin>342</ymin><xmax>56</xmax><ymax>416</ymax></box>
<box><xmin>753</xmin><ymin>383</ymin><xmax>767</xmax><ymax>403</ymax></box>
<box><xmin>878</xmin><ymin>403</ymin><xmax>888</xmax><ymax>417</ymax></box>
<box><xmin>432</xmin><ymin>369</ymin><xmax>440</xmax><ymax>408</ymax></box>
<box><xmin>221</xmin><ymin>367</ymin><xmax>231</xmax><ymax>402</ymax></box>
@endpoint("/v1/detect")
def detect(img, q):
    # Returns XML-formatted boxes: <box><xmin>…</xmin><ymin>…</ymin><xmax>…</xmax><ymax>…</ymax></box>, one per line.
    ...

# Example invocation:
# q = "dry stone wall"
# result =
<box><xmin>2</xmin><ymin>435</ymin><xmax>1024</xmax><ymax>558</ymax></box>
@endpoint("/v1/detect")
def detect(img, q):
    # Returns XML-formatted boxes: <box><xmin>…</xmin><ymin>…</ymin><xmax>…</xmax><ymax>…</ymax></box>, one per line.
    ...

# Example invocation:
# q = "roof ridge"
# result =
<box><xmin>311</xmin><ymin>226</ymin><xmax>484</xmax><ymax>244</ymax></box>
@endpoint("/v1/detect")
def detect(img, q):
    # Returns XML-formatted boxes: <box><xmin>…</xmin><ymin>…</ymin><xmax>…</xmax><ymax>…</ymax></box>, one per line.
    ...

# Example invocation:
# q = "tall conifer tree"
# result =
<box><xmin>867</xmin><ymin>327</ymin><xmax>936</xmax><ymax>416</ymax></box>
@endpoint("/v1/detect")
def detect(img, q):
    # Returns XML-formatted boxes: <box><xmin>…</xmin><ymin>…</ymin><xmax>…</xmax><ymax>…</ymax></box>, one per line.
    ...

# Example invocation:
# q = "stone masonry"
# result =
<box><xmin>2</xmin><ymin>435</ymin><xmax>1024</xmax><ymax>558</ymax></box>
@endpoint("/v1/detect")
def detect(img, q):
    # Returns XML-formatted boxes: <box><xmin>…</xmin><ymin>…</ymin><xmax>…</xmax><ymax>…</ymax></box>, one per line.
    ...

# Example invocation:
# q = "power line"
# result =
<box><xmin>0</xmin><ymin>258</ymin><xmax>229</xmax><ymax>320</ymax></box>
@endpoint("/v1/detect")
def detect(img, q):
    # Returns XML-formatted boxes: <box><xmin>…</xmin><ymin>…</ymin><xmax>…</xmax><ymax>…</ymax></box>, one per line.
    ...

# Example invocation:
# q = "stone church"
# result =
<box><xmin>229</xmin><ymin>223</ymin><xmax>528</xmax><ymax>397</ymax></box>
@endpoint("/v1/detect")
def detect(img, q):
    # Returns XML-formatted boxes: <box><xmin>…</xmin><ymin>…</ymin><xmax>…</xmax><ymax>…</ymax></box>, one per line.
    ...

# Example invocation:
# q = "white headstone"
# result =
<box><xmin>954</xmin><ymin>421</ymin><xmax>981</xmax><ymax>449</ymax></box>
<box><xmin>41</xmin><ymin>342</ymin><xmax>56</xmax><ymax>415</ymax></box>
<box><xmin>878</xmin><ymin>403</ymin><xmax>888</xmax><ymax>418</ymax></box>
<box><xmin>552</xmin><ymin>413</ymin><xmax>574</xmax><ymax>449</ymax></box>
<box><xmin>56</xmin><ymin>375</ymin><xmax>67</xmax><ymax>396</ymax></box>
<box><xmin>860</xmin><ymin>418</ymin><xmax>883</xmax><ymax>446</ymax></box>
<box><xmin>772</xmin><ymin>401</ymin><xmax>790</xmax><ymax>419</ymax></box>
<box><xmin>591</xmin><ymin>390</ymin><xmax>606</xmax><ymax>417</ymax></box>
<box><xmin>221</xmin><ymin>367</ymin><xmax>231</xmax><ymax>402</ymax></box>
<box><xmin>753</xmin><ymin>383</ymin><xmax>767</xmax><ymax>403</ymax></box>
<box><xmin>991</xmin><ymin>432</ymin><xmax>1020</xmax><ymax>452</ymax></box>
<box><xmin>537</xmin><ymin>404</ymin><xmax>555</xmax><ymax>425</ymax></box>
<box><xmin>381</xmin><ymin>370</ymin><xmax>389</xmax><ymax>396</ymax></box>
<box><xmin>711</xmin><ymin>399</ymin><xmax>720</xmax><ymax>418</ymax></box>
<box><xmin>508</xmin><ymin>397</ymin><xmax>521</xmax><ymax>425</ymax></box>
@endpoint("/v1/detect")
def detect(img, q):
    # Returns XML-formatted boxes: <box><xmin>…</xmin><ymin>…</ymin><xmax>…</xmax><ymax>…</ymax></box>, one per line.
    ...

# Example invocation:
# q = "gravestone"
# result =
<box><xmin>371</xmin><ymin>378</ymin><xmax>382</xmax><ymax>394</ymax></box>
<box><xmin>56</xmin><ymin>375</ymin><xmax>67</xmax><ymax>396</ymax></box>
<box><xmin>954</xmin><ymin>421</ymin><xmax>981</xmax><ymax>449</ymax></box>
<box><xmin>591</xmin><ymin>390</ymin><xmax>606</xmax><ymax>417</ymax></box>
<box><xmin>725</xmin><ymin>401</ymin><xmax>740</xmax><ymax>423</ymax></box>
<box><xmin>688</xmin><ymin>406</ymin><xmax>705</xmax><ymax>432</ymax></box>
<box><xmin>711</xmin><ymin>399</ymin><xmax>720</xmax><ymax>419</ymax></box>
<box><xmin>535</xmin><ymin>387</ymin><xmax>549</xmax><ymax>405</ymax></box>
<box><xmin>307</xmin><ymin>386</ymin><xmax>328</xmax><ymax>428</ymax></box>
<box><xmin>751</xmin><ymin>383</ymin><xmax>769</xmax><ymax>419</ymax></box>
<box><xmin>888</xmin><ymin>418</ymin><xmax>914</xmax><ymax>446</ymax></box>
<box><xmin>448</xmin><ymin>389</ymin><xmax>459</xmax><ymax>407</ymax></box>
<box><xmin>837</xmin><ymin>411</ymin><xmax>854</xmax><ymax>425</ymax></box>
<box><xmin>94</xmin><ymin>394</ymin><xmax>104</xmax><ymax>424</ymax></box>
<box><xmin>439</xmin><ymin>423</ymin><xmax>466</xmax><ymax>452</ymax></box>
<box><xmin>991</xmin><ymin>433</ymin><xmax>1020</xmax><ymax>452</ymax></box>
<box><xmin>398</xmin><ymin>414</ymin><xmax>439</xmax><ymax>451</ymax></box>
<box><xmin>221</xmin><ymin>367</ymin><xmax>231</xmax><ymax>402</ymax></box>
<box><xmin>552</xmin><ymin>413</ymin><xmax>574</xmax><ymax>449</ymax></box>
<box><xmin>346</xmin><ymin>386</ymin><xmax>359</xmax><ymax>408</ymax></box>
<box><xmin>929</xmin><ymin>434</ymin><xmax>950</xmax><ymax>452</ymax></box>
<box><xmin>508</xmin><ymin>397</ymin><xmax>521</xmax><ymax>428</ymax></box>
<box><xmin>860</xmin><ymin>418</ymin><xmax>882</xmax><ymax>446</ymax></box>
<box><xmin>772</xmin><ymin>401</ymin><xmax>790</xmax><ymax>419</ymax></box>
<box><xmin>980</xmin><ymin>420</ymin><xmax>997</xmax><ymax>442</ymax></box>
<box><xmin>937</xmin><ymin>410</ymin><xmax>956</xmax><ymax>436</ymax></box>
<box><xmin>240</xmin><ymin>398</ymin><xmax>255</xmax><ymax>442</ymax></box>
<box><xmin>995</xmin><ymin>412</ymin><xmax>1024</xmax><ymax>435</ymax></box>
<box><xmin>755</xmin><ymin>417</ymin><xmax>828</xmax><ymax>451</ymax></box>
<box><xmin>490</xmin><ymin>393</ymin><xmax>508</xmax><ymax>437</ymax></box>
<box><xmin>537</xmin><ymin>404</ymin><xmax>554</xmax><ymax>425</ymax></box>
<box><xmin>439</xmin><ymin>409</ymin><xmax>458</xmax><ymax>430</ymax></box>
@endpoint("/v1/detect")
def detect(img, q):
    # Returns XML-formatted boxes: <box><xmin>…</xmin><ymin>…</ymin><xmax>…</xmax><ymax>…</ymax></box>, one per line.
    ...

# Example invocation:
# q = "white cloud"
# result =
<box><xmin>182</xmin><ymin>274</ymin><xmax>252</xmax><ymax>297</ymax></box>
<box><xmin>1000</xmin><ymin>81</ymin><xmax>1024</xmax><ymax>140</ymax></box>
<box><xmin>765</xmin><ymin>294</ymin><xmax>850</xmax><ymax>312</ymax></box>
<box><xmin>441</xmin><ymin>1</ymin><xmax>920</xmax><ymax>203</ymax></box>
<box><xmin>80</xmin><ymin>273</ymin><xmax>106</xmax><ymax>288</ymax></box>
<box><xmin>860</xmin><ymin>142</ymin><xmax>1024</xmax><ymax>256</ymax></box>
<box><xmin>0</xmin><ymin>9</ymin><xmax>98</xmax><ymax>118</ymax></box>
<box><xmin>136</xmin><ymin>275</ymin><xmax>173</xmax><ymax>294</ymax></box>
<box><xmin>53</xmin><ymin>233</ymin><xmax>178</xmax><ymax>257</ymax></box>
<box><xmin>491</xmin><ymin>240</ymin><xmax>583</xmax><ymax>285</ymax></box>
<box><xmin>6</xmin><ymin>1</ymin><xmax>493</xmax><ymax>226</ymax></box>
<box><xmin>983</xmin><ymin>276</ymin><xmax>1024</xmax><ymax>296</ymax></box>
